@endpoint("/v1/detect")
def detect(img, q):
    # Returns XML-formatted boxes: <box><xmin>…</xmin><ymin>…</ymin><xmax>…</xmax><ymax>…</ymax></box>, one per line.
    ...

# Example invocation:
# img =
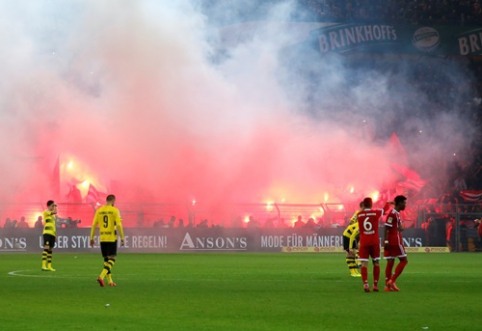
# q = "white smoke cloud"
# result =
<box><xmin>0</xmin><ymin>0</ymin><xmax>477</xmax><ymax>209</ymax></box>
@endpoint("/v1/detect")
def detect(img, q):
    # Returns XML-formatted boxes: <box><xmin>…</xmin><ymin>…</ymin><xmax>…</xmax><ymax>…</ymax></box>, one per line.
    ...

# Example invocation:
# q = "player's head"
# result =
<box><xmin>363</xmin><ymin>197</ymin><xmax>373</xmax><ymax>208</ymax></box>
<box><xmin>394</xmin><ymin>195</ymin><xmax>407</xmax><ymax>210</ymax></box>
<box><xmin>106</xmin><ymin>194</ymin><xmax>116</xmax><ymax>206</ymax></box>
<box><xmin>46</xmin><ymin>200</ymin><xmax>57</xmax><ymax>211</ymax></box>
<box><xmin>359</xmin><ymin>201</ymin><xmax>364</xmax><ymax>208</ymax></box>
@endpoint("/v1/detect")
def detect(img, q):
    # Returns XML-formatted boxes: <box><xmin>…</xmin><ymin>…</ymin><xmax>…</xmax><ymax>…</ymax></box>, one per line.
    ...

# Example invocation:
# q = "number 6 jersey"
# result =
<box><xmin>357</xmin><ymin>208</ymin><xmax>385</xmax><ymax>246</ymax></box>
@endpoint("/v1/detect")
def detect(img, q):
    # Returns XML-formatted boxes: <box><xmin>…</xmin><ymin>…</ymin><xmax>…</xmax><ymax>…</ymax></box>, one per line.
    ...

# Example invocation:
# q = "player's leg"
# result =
<box><xmin>387</xmin><ymin>246</ymin><xmax>407</xmax><ymax>291</ymax></box>
<box><xmin>47</xmin><ymin>246</ymin><xmax>55</xmax><ymax>271</ymax></box>
<box><xmin>352</xmin><ymin>239</ymin><xmax>361</xmax><ymax>276</ymax></box>
<box><xmin>361</xmin><ymin>260</ymin><xmax>370</xmax><ymax>292</ymax></box>
<box><xmin>358</xmin><ymin>245</ymin><xmax>370</xmax><ymax>292</ymax></box>
<box><xmin>103</xmin><ymin>241</ymin><xmax>118</xmax><ymax>286</ymax></box>
<box><xmin>97</xmin><ymin>242</ymin><xmax>109</xmax><ymax>286</ymax></box>
<box><xmin>355</xmin><ymin>239</ymin><xmax>361</xmax><ymax>269</ymax></box>
<box><xmin>383</xmin><ymin>245</ymin><xmax>395</xmax><ymax>291</ymax></box>
<box><xmin>42</xmin><ymin>235</ymin><xmax>56</xmax><ymax>271</ymax></box>
<box><xmin>42</xmin><ymin>235</ymin><xmax>51</xmax><ymax>270</ymax></box>
<box><xmin>105</xmin><ymin>254</ymin><xmax>117</xmax><ymax>286</ymax></box>
<box><xmin>372</xmin><ymin>261</ymin><xmax>380</xmax><ymax>291</ymax></box>
<box><xmin>41</xmin><ymin>244</ymin><xmax>49</xmax><ymax>270</ymax></box>
<box><xmin>371</xmin><ymin>245</ymin><xmax>381</xmax><ymax>292</ymax></box>
<box><xmin>384</xmin><ymin>258</ymin><xmax>395</xmax><ymax>291</ymax></box>
<box><xmin>390</xmin><ymin>258</ymin><xmax>408</xmax><ymax>288</ymax></box>
<box><xmin>343</xmin><ymin>236</ymin><xmax>358</xmax><ymax>276</ymax></box>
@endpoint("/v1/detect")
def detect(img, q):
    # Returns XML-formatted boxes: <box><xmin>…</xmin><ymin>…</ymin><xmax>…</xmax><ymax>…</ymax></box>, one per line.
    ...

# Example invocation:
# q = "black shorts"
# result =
<box><xmin>343</xmin><ymin>236</ymin><xmax>357</xmax><ymax>252</ymax></box>
<box><xmin>43</xmin><ymin>234</ymin><xmax>56</xmax><ymax>248</ymax></box>
<box><xmin>100</xmin><ymin>241</ymin><xmax>118</xmax><ymax>257</ymax></box>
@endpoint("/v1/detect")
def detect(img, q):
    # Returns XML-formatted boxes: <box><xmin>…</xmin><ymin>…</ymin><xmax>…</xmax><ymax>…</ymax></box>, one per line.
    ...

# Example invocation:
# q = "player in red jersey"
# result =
<box><xmin>383</xmin><ymin>195</ymin><xmax>408</xmax><ymax>292</ymax></box>
<box><xmin>356</xmin><ymin>197</ymin><xmax>390</xmax><ymax>292</ymax></box>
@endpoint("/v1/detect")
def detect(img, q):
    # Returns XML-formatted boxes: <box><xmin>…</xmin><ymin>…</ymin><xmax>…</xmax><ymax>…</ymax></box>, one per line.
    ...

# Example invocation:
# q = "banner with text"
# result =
<box><xmin>0</xmin><ymin>228</ymin><xmax>430</xmax><ymax>253</ymax></box>
<box><xmin>219</xmin><ymin>22</ymin><xmax>482</xmax><ymax>56</ymax></box>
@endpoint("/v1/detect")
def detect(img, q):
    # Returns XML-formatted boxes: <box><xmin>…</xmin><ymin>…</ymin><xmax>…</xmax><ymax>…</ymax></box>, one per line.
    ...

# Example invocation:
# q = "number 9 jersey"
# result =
<box><xmin>90</xmin><ymin>205</ymin><xmax>125</xmax><ymax>243</ymax></box>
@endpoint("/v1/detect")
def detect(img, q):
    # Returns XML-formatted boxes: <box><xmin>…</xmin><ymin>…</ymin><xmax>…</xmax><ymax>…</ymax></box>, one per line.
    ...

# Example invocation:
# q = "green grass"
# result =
<box><xmin>0</xmin><ymin>253</ymin><xmax>479</xmax><ymax>331</ymax></box>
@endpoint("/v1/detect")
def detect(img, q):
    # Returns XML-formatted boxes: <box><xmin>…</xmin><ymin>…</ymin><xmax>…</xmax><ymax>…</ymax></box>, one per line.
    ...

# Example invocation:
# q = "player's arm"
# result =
<box><xmin>349</xmin><ymin>211</ymin><xmax>359</xmax><ymax>224</ymax></box>
<box><xmin>116</xmin><ymin>210</ymin><xmax>125</xmax><ymax>246</ymax></box>
<box><xmin>383</xmin><ymin>226</ymin><xmax>389</xmax><ymax>247</ymax></box>
<box><xmin>348</xmin><ymin>225</ymin><xmax>358</xmax><ymax>252</ymax></box>
<box><xmin>89</xmin><ymin>211</ymin><xmax>99</xmax><ymax>247</ymax></box>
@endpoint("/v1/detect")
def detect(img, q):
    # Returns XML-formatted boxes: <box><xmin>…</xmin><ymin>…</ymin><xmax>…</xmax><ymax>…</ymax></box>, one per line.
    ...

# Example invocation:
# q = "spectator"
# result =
<box><xmin>17</xmin><ymin>216</ymin><xmax>29</xmax><ymax>228</ymax></box>
<box><xmin>168</xmin><ymin>216</ymin><xmax>176</xmax><ymax>228</ymax></box>
<box><xmin>304</xmin><ymin>217</ymin><xmax>316</xmax><ymax>228</ymax></box>
<box><xmin>246</xmin><ymin>216</ymin><xmax>259</xmax><ymax>228</ymax></box>
<box><xmin>4</xmin><ymin>218</ymin><xmax>12</xmax><ymax>228</ymax></box>
<box><xmin>34</xmin><ymin>216</ymin><xmax>43</xmax><ymax>229</ymax></box>
<box><xmin>294</xmin><ymin>215</ymin><xmax>305</xmax><ymax>228</ymax></box>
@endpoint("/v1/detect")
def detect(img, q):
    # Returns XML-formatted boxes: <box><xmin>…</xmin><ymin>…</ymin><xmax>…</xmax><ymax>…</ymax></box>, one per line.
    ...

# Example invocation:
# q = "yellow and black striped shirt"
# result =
<box><xmin>42</xmin><ymin>210</ymin><xmax>57</xmax><ymax>236</ymax></box>
<box><xmin>343</xmin><ymin>222</ymin><xmax>359</xmax><ymax>249</ymax></box>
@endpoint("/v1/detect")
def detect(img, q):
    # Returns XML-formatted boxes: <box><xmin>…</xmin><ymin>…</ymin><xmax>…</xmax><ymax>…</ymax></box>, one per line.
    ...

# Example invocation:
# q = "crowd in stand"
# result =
<box><xmin>201</xmin><ymin>0</ymin><xmax>482</xmax><ymax>25</ymax></box>
<box><xmin>1</xmin><ymin>216</ymin><xmax>43</xmax><ymax>229</ymax></box>
<box><xmin>299</xmin><ymin>0</ymin><xmax>482</xmax><ymax>24</ymax></box>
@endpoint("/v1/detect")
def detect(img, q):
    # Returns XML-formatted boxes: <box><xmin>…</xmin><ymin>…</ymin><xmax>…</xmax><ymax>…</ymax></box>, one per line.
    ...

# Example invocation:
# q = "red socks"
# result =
<box><xmin>385</xmin><ymin>259</ymin><xmax>395</xmax><ymax>283</ymax></box>
<box><xmin>361</xmin><ymin>266</ymin><xmax>368</xmax><ymax>284</ymax></box>
<box><xmin>373</xmin><ymin>264</ymin><xmax>380</xmax><ymax>286</ymax></box>
<box><xmin>392</xmin><ymin>260</ymin><xmax>408</xmax><ymax>282</ymax></box>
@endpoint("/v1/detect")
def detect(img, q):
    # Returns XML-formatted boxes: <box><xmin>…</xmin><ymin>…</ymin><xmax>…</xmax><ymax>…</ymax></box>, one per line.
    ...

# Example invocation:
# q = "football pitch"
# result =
<box><xmin>0</xmin><ymin>253</ymin><xmax>479</xmax><ymax>331</ymax></box>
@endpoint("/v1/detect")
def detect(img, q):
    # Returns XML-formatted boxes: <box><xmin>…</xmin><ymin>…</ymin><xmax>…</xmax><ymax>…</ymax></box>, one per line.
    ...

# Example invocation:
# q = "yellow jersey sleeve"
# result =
<box><xmin>115</xmin><ymin>208</ymin><xmax>125</xmax><ymax>241</ymax></box>
<box><xmin>90</xmin><ymin>209</ymin><xmax>100</xmax><ymax>241</ymax></box>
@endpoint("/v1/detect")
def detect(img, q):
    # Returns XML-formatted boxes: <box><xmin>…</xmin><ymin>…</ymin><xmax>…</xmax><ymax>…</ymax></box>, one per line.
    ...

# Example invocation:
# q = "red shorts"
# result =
<box><xmin>383</xmin><ymin>244</ymin><xmax>407</xmax><ymax>259</ymax></box>
<box><xmin>358</xmin><ymin>244</ymin><xmax>380</xmax><ymax>261</ymax></box>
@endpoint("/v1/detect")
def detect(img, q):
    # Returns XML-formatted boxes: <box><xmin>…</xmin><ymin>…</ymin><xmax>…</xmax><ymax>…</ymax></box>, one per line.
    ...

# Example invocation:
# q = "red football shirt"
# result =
<box><xmin>385</xmin><ymin>209</ymin><xmax>403</xmax><ymax>245</ymax></box>
<box><xmin>357</xmin><ymin>208</ymin><xmax>384</xmax><ymax>246</ymax></box>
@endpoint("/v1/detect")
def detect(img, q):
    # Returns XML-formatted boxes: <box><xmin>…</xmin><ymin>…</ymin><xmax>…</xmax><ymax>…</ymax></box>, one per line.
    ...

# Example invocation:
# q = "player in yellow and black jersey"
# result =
<box><xmin>343</xmin><ymin>201</ymin><xmax>364</xmax><ymax>277</ymax></box>
<box><xmin>90</xmin><ymin>194</ymin><xmax>125</xmax><ymax>287</ymax></box>
<box><xmin>41</xmin><ymin>200</ymin><xmax>58</xmax><ymax>271</ymax></box>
